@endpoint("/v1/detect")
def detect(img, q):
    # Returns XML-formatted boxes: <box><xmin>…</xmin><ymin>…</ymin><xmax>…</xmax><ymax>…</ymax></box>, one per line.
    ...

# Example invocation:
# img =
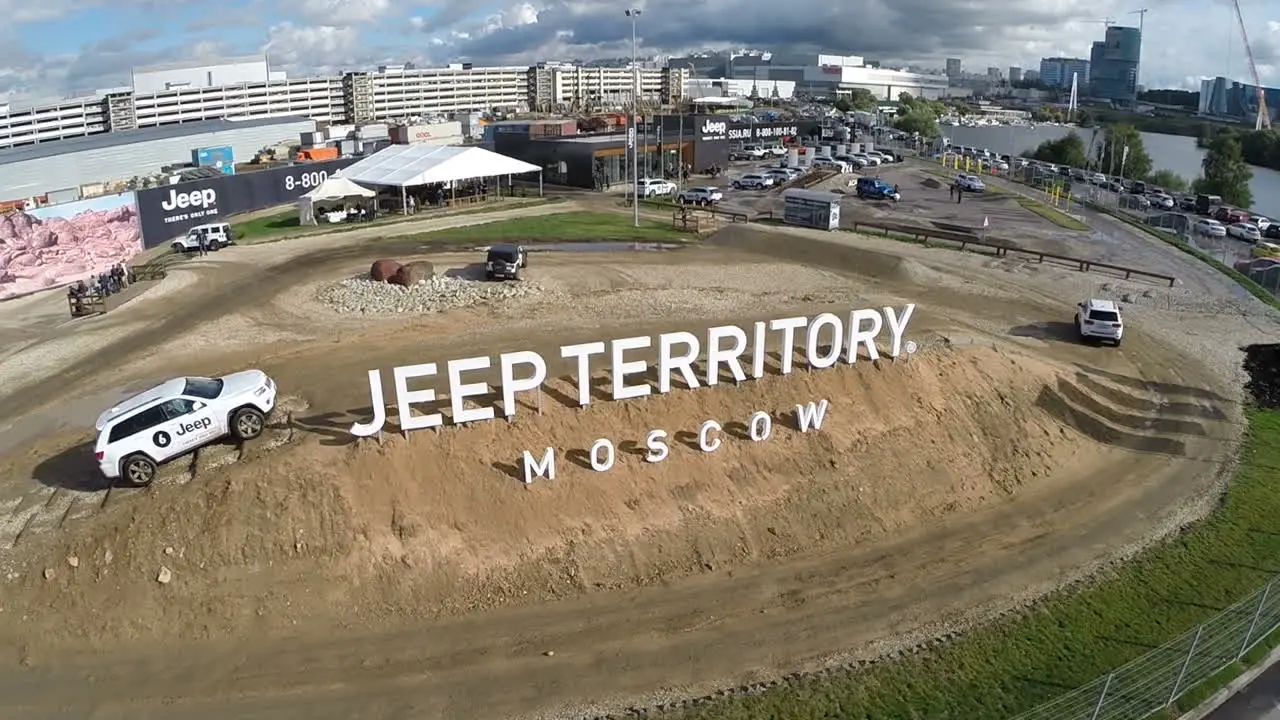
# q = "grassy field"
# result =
<box><xmin>403</xmin><ymin>210</ymin><xmax>693</xmax><ymax>243</ymax></box>
<box><xmin>666</xmin><ymin>408</ymin><xmax>1280</xmax><ymax>719</ymax></box>
<box><xmin>1016</xmin><ymin>196</ymin><xmax>1091</xmax><ymax>231</ymax></box>
<box><xmin>232</xmin><ymin>199</ymin><xmax>556</xmax><ymax>244</ymax></box>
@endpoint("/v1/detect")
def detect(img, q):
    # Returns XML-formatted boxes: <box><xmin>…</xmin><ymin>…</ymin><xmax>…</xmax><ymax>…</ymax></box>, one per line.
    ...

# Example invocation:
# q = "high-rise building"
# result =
<box><xmin>1199</xmin><ymin>76</ymin><xmax>1280</xmax><ymax>122</ymax></box>
<box><xmin>1023</xmin><ymin>69</ymin><xmax>1040</xmax><ymax>83</ymax></box>
<box><xmin>987</xmin><ymin>66</ymin><xmax>1002</xmax><ymax>81</ymax></box>
<box><xmin>1089</xmin><ymin>26</ymin><xmax>1141</xmax><ymax>101</ymax></box>
<box><xmin>1008</xmin><ymin>67</ymin><xmax>1022</xmax><ymax>84</ymax></box>
<box><xmin>946</xmin><ymin>58</ymin><xmax>962</xmax><ymax>78</ymax></box>
<box><xmin>1039</xmin><ymin>57</ymin><xmax>1090</xmax><ymax>89</ymax></box>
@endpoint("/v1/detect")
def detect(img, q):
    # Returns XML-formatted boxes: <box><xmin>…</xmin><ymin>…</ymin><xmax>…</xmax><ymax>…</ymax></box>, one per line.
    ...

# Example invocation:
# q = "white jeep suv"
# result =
<box><xmin>1075</xmin><ymin>299</ymin><xmax>1124</xmax><ymax>346</ymax></box>
<box><xmin>95</xmin><ymin>371</ymin><xmax>278</xmax><ymax>485</ymax></box>
<box><xmin>638</xmin><ymin>178</ymin><xmax>677</xmax><ymax>197</ymax></box>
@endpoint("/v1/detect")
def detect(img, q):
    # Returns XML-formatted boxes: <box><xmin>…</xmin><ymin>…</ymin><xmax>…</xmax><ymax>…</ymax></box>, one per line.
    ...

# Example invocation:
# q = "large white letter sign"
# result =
<box><xmin>795</xmin><ymin>399</ymin><xmax>830</xmax><ymax>432</ymax></box>
<box><xmin>645</xmin><ymin>430</ymin><xmax>669</xmax><ymax>463</ymax></box>
<box><xmin>705</xmin><ymin>325</ymin><xmax>748</xmax><ymax>386</ymax></box>
<box><xmin>769</xmin><ymin>316</ymin><xmax>807</xmax><ymax>375</ymax></box>
<box><xmin>448</xmin><ymin>356</ymin><xmax>495</xmax><ymax>424</ymax></box>
<box><xmin>522</xmin><ymin>447</ymin><xmax>556</xmax><ymax>484</ymax></box>
<box><xmin>884</xmin><ymin>304</ymin><xmax>916</xmax><ymax>357</ymax></box>
<box><xmin>589</xmin><ymin>439</ymin><xmax>616</xmax><ymax>471</ymax></box>
<box><xmin>561</xmin><ymin>341</ymin><xmax>607</xmax><ymax>406</ymax></box>
<box><xmin>350</xmin><ymin>369</ymin><xmax>388</xmax><ymax>436</ymax></box>
<box><xmin>806</xmin><ymin>313</ymin><xmax>843</xmax><ymax>369</ymax></box>
<box><xmin>845</xmin><ymin>309</ymin><xmax>883</xmax><ymax>363</ymax></box>
<box><xmin>748</xmin><ymin>411</ymin><xmax>772</xmax><ymax>441</ymax></box>
<box><xmin>751</xmin><ymin>321</ymin><xmax>768</xmax><ymax>379</ymax></box>
<box><xmin>658</xmin><ymin>331</ymin><xmax>700</xmax><ymax>393</ymax></box>
<box><xmin>499</xmin><ymin>350</ymin><xmax>547</xmax><ymax>417</ymax></box>
<box><xmin>698</xmin><ymin>420</ymin><xmax>722</xmax><ymax>452</ymax></box>
<box><xmin>610</xmin><ymin>335</ymin><xmax>653</xmax><ymax>400</ymax></box>
<box><xmin>393</xmin><ymin>363</ymin><xmax>443</xmax><ymax>431</ymax></box>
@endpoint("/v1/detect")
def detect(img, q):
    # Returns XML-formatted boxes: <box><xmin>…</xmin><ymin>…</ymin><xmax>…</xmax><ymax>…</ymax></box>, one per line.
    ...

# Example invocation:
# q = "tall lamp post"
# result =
<box><xmin>625</xmin><ymin>8</ymin><xmax>641</xmax><ymax>227</ymax></box>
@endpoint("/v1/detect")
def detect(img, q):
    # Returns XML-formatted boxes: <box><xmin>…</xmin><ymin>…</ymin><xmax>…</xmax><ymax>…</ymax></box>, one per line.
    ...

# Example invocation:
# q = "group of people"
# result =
<box><xmin>67</xmin><ymin>264</ymin><xmax>134</xmax><ymax>312</ymax></box>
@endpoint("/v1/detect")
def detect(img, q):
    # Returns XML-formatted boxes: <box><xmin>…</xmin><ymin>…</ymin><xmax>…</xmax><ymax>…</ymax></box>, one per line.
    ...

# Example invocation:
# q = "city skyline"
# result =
<box><xmin>0</xmin><ymin>0</ymin><xmax>1277</xmax><ymax>102</ymax></box>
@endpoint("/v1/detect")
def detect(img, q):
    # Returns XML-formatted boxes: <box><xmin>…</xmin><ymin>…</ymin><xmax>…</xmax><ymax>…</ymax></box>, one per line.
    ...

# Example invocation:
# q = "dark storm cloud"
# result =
<box><xmin>441</xmin><ymin>0</ymin><xmax>1107</xmax><ymax>64</ymax></box>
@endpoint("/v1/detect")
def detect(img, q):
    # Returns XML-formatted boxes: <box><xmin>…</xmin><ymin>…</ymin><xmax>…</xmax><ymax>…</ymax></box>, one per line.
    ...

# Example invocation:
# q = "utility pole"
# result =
<box><xmin>625</xmin><ymin>8</ymin><xmax>642</xmax><ymax>227</ymax></box>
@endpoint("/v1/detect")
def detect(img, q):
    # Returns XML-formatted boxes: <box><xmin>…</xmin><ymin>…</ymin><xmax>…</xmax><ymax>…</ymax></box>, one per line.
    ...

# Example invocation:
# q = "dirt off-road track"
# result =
<box><xmin>0</xmin><ymin>211</ymin><xmax>1274</xmax><ymax>720</ymax></box>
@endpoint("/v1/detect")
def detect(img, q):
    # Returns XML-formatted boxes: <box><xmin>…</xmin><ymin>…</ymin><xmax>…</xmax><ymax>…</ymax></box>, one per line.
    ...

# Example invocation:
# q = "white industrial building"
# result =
<box><xmin>684</xmin><ymin>78</ymin><xmax>795</xmax><ymax>100</ymax></box>
<box><xmin>130</xmin><ymin>56</ymin><xmax>286</xmax><ymax>93</ymax></box>
<box><xmin>0</xmin><ymin>116</ymin><xmax>314</xmax><ymax>201</ymax></box>
<box><xmin>526</xmin><ymin>63</ymin><xmax>689</xmax><ymax>109</ymax></box>
<box><xmin>734</xmin><ymin>54</ymin><xmax>949</xmax><ymax>100</ymax></box>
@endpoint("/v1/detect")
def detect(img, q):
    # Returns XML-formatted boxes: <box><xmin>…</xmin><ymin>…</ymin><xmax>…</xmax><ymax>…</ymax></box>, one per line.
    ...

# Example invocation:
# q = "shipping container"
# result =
<box><xmin>328</xmin><ymin>124</ymin><xmax>355</xmax><ymax>139</ymax></box>
<box><xmin>80</xmin><ymin>183</ymin><xmax>106</xmax><ymax>198</ymax></box>
<box><xmin>358</xmin><ymin>123</ymin><xmax>390</xmax><ymax>139</ymax></box>
<box><xmin>300</xmin><ymin>131</ymin><xmax>324</xmax><ymax>146</ymax></box>
<box><xmin>298</xmin><ymin>146</ymin><xmax>339</xmax><ymax>161</ymax></box>
<box><xmin>390</xmin><ymin>121</ymin><xmax>464</xmax><ymax>145</ymax></box>
<box><xmin>45</xmin><ymin>187</ymin><xmax>81</xmax><ymax>204</ymax></box>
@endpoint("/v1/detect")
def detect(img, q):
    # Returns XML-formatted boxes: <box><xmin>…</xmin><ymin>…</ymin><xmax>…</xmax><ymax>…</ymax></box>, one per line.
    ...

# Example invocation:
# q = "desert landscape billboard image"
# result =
<box><xmin>0</xmin><ymin>192</ymin><xmax>143</xmax><ymax>300</ymax></box>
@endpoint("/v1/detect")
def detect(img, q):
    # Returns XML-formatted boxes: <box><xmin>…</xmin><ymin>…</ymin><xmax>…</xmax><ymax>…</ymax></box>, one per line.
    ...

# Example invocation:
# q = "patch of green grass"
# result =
<box><xmin>665</xmin><ymin>408</ymin><xmax>1280</xmax><ymax>720</ymax></box>
<box><xmin>1016</xmin><ymin>197</ymin><xmax>1091</xmax><ymax>231</ymax></box>
<box><xmin>404</xmin><ymin>210</ymin><xmax>694</xmax><ymax>244</ymax></box>
<box><xmin>232</xmin><ymin>198</ymin><xmax>560</xmax><ymax>244</ymax></box>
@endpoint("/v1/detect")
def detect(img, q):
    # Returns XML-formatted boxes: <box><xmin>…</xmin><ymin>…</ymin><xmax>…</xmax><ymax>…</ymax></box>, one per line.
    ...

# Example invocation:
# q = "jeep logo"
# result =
<box><xmin>701</xmin><ymin>120</ymin><xmax>727</xmax><ymax>136</ymax></box>
<box><xmin>175</xmin><ymin>417</ymin><xmax>213</xmax><ymax>436</ymax></box>
<box><xmin>161</xmin><ymin>188</ymin><xmax>217</xmax><ymax>212</ymax></box>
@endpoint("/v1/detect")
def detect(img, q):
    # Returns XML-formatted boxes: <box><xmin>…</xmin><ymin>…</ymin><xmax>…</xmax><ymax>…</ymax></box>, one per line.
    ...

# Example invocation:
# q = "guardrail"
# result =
<box><xmin>626</xmin><ymin>196</ymin><xmax>774</xmax><ymax>224</ymax></box>
<box><xmin>843</xmin><ymin>217</ymin><xmax>1177</xmax><ymax>287</ymax></box>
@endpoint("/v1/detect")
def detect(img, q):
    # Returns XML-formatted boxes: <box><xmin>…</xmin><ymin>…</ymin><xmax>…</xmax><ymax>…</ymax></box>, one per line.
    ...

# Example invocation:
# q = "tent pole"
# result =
<box><xmin>538</xmin><ymin>171</ymin><xmax>543</xmax><ymax>198</ymax></box>
<box><xmin>401</xmin><ymin>186</ymin><xmax>407</xmax><ymax>215</ymax></box>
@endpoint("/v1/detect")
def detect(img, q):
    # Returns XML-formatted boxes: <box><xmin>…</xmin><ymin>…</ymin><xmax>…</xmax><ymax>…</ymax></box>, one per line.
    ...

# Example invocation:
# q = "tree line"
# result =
<box><xmin>1026</xmin><ymin>124</ymin><xmax>1255</xmax><ymax>208</ymax></box>
<box><xmin>1198</xmin><ymin>127</ymin><xmax>1280</xmax><ymax>172</ymax></box>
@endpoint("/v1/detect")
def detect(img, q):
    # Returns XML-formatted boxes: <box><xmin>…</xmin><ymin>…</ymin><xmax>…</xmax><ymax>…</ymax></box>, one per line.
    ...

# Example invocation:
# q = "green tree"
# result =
<box><xmin>1147</xmin><ymin>169</ymin><xmax>1187</xmax><ymax>191</ymax></box>
<box><xmin>1026</xmin><ymin>132</ymin><xmax>1089</xmax><ymax>168</ymax></box>
<box><xmin>833</xmin><ymin>97</ymin><xmax>853</xmax><ymax>113</ymax></box>
<box><xmin>893</xmin><ymin>110</ymin><xmax>939</xmax><ymax>137</ymax></box>
<box><xmin>850</xmin><ymin>88</ymin><xmax>878</xmax><ymax>111</ymax></box>
<box><xmin>1097</xmin><ymin>125</ymin><xmax>1152</xmax><ymax>179</ymax></box>
<box><xmin>1192</xmin><ymin>131</ymin><xmax>1254</xmax><ymax>207</ymax></box>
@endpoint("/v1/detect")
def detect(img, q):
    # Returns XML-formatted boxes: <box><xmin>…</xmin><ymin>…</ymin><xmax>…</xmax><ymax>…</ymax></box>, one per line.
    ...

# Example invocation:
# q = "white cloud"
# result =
<box><xmin>292</xmin><ymin>0</ymin><xmax>392</xmax><ymax>25</ymax></box>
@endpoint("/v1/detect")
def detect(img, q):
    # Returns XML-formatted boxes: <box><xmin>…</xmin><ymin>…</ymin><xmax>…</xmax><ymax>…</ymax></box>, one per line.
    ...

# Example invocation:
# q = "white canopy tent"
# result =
<box><xmin>297</xmin><ymin>176</ymin><xmax>377</xmax><ymax>226</ymax></box>
<box><xmin>337</xmin><ymin>145</ymin><xmax>543</xmax><ymax>213</ymax></box>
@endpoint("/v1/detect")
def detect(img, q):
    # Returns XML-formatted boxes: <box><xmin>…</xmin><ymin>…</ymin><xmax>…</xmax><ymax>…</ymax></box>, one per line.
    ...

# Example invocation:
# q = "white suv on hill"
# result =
<box><xmin>1075</xmin><ymin>299</ymin><xmax>1124</xmax><ymax>346</ymax></box>
<box><xmin>94</xmin><ymin>371</ymin><xmax>278</xmax><ymax>485</ymax></box>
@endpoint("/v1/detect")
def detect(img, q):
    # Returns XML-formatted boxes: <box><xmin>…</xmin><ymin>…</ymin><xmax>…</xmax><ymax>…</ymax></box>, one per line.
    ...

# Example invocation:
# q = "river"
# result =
<box><xmin>939</xmin><ymin>125</ymin><xmax>1280</xmax><ymax>219</ymax></box>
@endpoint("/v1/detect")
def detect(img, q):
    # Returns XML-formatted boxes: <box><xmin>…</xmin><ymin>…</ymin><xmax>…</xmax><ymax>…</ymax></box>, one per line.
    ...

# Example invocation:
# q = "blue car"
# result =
<box><xmin>856</xmin><ymin>177</ymin><xmax>901</xmax><ymax>201</ymax></box>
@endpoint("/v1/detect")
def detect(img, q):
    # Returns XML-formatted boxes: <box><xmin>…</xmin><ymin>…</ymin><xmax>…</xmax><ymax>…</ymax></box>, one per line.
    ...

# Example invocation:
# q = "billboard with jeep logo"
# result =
<box><xmin>134</xmin><ymin>158</ymin><xmax>359</xmax><ymax>247</ymax></box>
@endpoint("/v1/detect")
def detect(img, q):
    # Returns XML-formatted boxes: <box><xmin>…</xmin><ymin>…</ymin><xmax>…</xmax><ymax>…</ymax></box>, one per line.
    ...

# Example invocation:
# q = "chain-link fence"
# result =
<box><xmin>1011</xmin><ymin>578</ymin><xmax>1280</xmax><ymax>720</ymax></box>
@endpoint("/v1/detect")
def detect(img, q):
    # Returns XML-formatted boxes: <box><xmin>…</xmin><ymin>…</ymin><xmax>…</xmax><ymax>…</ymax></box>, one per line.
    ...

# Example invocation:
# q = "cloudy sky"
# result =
<box><xmin>0</xmin><ymin>0</ymin><xmax>1277</xmax><ymax>102</ymax></box>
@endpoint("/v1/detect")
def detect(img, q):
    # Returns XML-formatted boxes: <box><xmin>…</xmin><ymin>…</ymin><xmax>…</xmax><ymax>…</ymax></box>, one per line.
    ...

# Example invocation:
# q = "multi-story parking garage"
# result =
<box><xmin>0</xmin><ymin>58</ymin><xmax>688</xmax><ymax>153</ymax></box>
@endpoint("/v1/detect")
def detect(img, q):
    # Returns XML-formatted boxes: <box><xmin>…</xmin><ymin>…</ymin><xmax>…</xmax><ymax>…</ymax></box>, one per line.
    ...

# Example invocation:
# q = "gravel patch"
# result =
<box><xmin>317</xmin><ymin>275</ymin><xmax>545</xmax><ymax>315</ymax></box>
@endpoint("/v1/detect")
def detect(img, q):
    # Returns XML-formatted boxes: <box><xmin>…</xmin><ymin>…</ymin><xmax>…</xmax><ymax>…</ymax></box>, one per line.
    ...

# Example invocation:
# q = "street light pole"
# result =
<box><xmin>626</xmin><ymin>8</ymin><xmax>641</xmax><ymax>227</ymax></box>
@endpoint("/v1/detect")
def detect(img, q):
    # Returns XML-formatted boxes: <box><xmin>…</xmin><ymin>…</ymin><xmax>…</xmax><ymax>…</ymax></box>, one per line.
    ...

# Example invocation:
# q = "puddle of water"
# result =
<box><xmin>534</xmin><ymin>242</ymin><xmax>686</xmax><ymax>253</ymax></box>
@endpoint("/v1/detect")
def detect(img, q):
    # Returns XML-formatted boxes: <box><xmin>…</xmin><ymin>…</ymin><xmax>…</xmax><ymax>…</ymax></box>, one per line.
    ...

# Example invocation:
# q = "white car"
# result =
<box><xmin>764</xmin><ymin>146</ymin><xmax>787</xmax><ymax>157</ymax></box>
<box><xmin>1227</xmin><ymin>222</ymin><xmax>1262</xmax><ymax>243</ymax></box>
<box><xmin>677</xmin><ymin>186</ymin><xmax>723</xmax><ymax>205</ymax></box>
<box><xmin>852</xmin><ymin>153</ymin><xmax>879</xmax><ymax>166</ymax></box>
<box><xmin>95</xmin><ymin>371</ymin><xmax>277</xmax><ymax>485</ymax></box>
<box><xmin>955</xmin><ymin>173</ymin><xmax>986</xmax><ymax>192</ymax></box>
<box><xmin>761</xmin><ymin>169</ymin><xmax>795</xmax><ymax>183</ymax></box>
<box><xmin>810</xmin><ymin>157</ymin><xmax>850</xmax><ymax>173</ymax></box>
<box><xmin>1075</xmin><ymin>298</ymin><xmax>1124</xmax><ymax>346</ymax></box>
<box><xmin>1147</xmin><ymin>193</ymin><xmax>1175</xmax><ymax>210</ymax></box>
<box><xmin>731</xmin><ymin>173</ymin><xmax>774</xmax><ymax>189</ymax></box>
<box><xmin>638</xmin><ymin>178</ymin><xmax>677</xmax><ymax>197</ymax></box>
<box><xmin>1252</xmin><ymin>216</ymin><xmax>1272</xmax><ymax>231</ymax></box>
<box><xmin>1193</xmin><ymin>219</ymin><xmax>1227</xmax><ymax>237</ymax></box>
<box><xmin>172</xmin><ymin>222</ymin><xmax>233</xmax><ymax>254</ymax></box>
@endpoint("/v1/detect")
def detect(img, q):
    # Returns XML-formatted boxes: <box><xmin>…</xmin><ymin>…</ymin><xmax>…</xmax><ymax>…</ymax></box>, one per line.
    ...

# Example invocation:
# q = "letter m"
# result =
<box><xmin>794</xmin><ymin>400</ymin><xmax>829</xmax><ymax>432</ymax></box>
<box><xmin>521</xmin><ymin>448</ymin><xmax>556</xmax><ymax>484</ymax></box>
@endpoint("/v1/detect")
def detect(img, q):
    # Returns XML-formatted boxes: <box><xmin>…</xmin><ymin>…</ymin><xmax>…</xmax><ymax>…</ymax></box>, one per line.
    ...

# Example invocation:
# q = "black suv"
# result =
<box><xmin>1265</xmin><ymin>223</ymin><xmax>1280</xmax><ymax>240</ymax></box>
<box><xmin>485</xmin><ymin>243</ymin><xmax>527</xmax><ymax>281</ymax></box>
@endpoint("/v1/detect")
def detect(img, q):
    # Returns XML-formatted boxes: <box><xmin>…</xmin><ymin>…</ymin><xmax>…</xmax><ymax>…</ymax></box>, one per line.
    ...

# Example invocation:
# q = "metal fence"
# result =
<box><xmin>1011</xmin><ymin>577</ymin><xmax>1280</xmax><ymax>720</ymax></box>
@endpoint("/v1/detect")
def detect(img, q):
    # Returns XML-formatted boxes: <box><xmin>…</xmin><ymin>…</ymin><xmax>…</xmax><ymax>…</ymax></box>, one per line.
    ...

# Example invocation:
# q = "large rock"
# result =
<box><xmin>370</xmin><ymin>259</ymin><xmax>402</xmax><ymax>282</ymax></box>
<box><xmin>391</xmin><ymin>261</ymin><xmax>434</xmax><ymax>287</ymax></box>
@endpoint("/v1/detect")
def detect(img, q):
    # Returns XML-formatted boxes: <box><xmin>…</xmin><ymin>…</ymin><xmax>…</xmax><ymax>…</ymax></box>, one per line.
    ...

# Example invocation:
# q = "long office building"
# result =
<box><xmin>1199</xmin><ymin>76</ymin><xmax>1280</xmax><ymax>123</ymax></box>
<box><xmin>0</xmin><ymin>57</ymin><xmax>689</xmax><ymax>152</ymax></box>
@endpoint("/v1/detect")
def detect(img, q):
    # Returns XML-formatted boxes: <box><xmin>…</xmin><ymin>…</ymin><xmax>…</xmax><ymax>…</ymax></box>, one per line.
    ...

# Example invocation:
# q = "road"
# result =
<box><xmin>1207</xmin><ymin>660</ymin><xmax>1280</xmax><ymax>720</ymax></box>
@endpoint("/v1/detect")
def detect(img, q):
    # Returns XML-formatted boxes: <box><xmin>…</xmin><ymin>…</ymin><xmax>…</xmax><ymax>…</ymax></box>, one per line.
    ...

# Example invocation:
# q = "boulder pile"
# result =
<box><xmin>316</xmin><ymin>259</ymin><xmax>542</xmax><ymax>315</ymax></box>
<box><xmin>368</xmin><ymin>258</ymin><xmax>436</xmax><ymax>287</ymax></box>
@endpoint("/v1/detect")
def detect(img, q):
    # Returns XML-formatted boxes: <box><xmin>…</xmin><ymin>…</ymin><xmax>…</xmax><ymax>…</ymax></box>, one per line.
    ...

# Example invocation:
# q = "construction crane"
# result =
<box><xmin>1230</xmin><ymin>0</ymin><xmax>1271</xmax><ymax>130</ymax></box>
<box><xmin>1083</xmin><ymin>17</ymin><xmax>1117</xmax><ymax>27</ymax></box>
<box><xmin>1130</xmin><ymin>9</ymin><xmax>1148</xmax><ymax>103</ymax></box>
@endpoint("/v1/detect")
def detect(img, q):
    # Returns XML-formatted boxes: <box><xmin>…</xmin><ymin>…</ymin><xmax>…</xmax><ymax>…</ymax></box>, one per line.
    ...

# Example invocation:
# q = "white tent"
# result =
<box><xmin>297</xmin><ymin>175</ymin><xmax>378</xmax><ymax>226</ymax></box>
<box><xmin>338</xmin><ymin>145</ymin><xmax>543</xmax><ymax>213</ymax></box>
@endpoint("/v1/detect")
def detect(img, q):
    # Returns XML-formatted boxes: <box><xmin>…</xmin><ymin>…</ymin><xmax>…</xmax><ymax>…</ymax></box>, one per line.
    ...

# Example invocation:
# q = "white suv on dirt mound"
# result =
<box><xmin>94</xmin><ymin>371</ymin><xmax>278</xmax><ymax>485</ymax></box>
<box><xmin>1075</xmin><ymin>299</ymin><xmax>1124</xmax><ymax>346</ymax></box>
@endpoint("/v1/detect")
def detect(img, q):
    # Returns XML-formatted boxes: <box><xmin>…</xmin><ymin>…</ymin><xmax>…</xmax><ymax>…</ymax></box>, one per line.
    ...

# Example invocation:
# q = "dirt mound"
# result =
<box><xmin>0</xmin><ymin>344</ymin><xmax>1107</xmax><ymax>648</ymax></box>
<box><xmin>1243</xmin><ymin>343</ymin><xmax>1280</xmax><ymax>409</ymax></box>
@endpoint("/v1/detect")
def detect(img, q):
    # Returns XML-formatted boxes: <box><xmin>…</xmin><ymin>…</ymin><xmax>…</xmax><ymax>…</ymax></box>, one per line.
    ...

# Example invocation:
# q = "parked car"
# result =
<box><xmin>1252</xmin><ymin>216</ymin><xmax>1273</xmax><ymax>232</ymax></box>
<box><xmin>810</xmin><ymin>157</ymin><xmax>850</xmax><ymax>172</ymax></box>
<box><xmin>731</xmin><ymin>173</ymin><xmax>774</xmax><ymax>189</ymax></box>
<box><xmin>1265</xmin><ymin>223</ymin><xmax>1280</xmax><ymax>240</ymax></box>
<box><xmin>638</xmin><ymin>178</ymin><xmax>676</xmax><ymax>197</ymax></box>
<box><xmin>1147</xmin><ymin>193</ymin><xmax>1175</xmax><ymax>210</ymax></box>
<box><xmin>1227</xmin><ymin>222</ymin><xmax>1262</xmax><ymax>243</ymax></box>
<box><xmin>1195</xmin><ymin>194</ymin><xmax>1223</xmax><ymax>215</ymax></box>
<box><xmin>955</xmin><ymin>173</ymin><xmax>986</xmax><ymax>192</ymax></box>
<box><xmin>486</xmin><ymin>243</ymin><xmax>528</xmax><ymax>280</ymax></box>
<box><xmin>1075</xmin><ymin>298</ymin><xmax>1124</xmax><ymax>347</ymax></box>
<box><xmin>1252</xmin><ymin>242</ymin><xmax>1280</xmax><ymax>259</ymax></box>
<box><xmin>855</xmin><ymin>177</ymin><xmax>901</xmax><ymax>201</ymax></box>
<box><xmin>95</xmin><ymin>372</ymin><xmax>277</xmax><ymax>485</ymax></box>
<box><xmin>1214</xmin><ymin>206</ymin><xmax>1251</xmax><ymax>225</ymax></box>
<box><xmin>1177</xmin><ymin>195</ymin><xmax>1197</xmax><ymax>212</ymax></box>
<box><xmin>852</xmin><ymin>152</ymin><xmax>880</xmax><ymax>166</ymax></box>
<box><xmin>1192</xmin><ymin>218</ymin><xmax>1227</xmax><ymax>237</ymax></box>
<box><xmin>172</xmin><ymin>222</ymin><xmax>233</xmax><ymax>254</ymax></box>
<box><xmin>761</xmin><ymin>169</ymin><xmax>794</xmax><ymax>184</ymax></box>
<box><xmin>677</xmin><ymin>186</ymin><xmax>723</xmax><ymax>205</ymax></box>
<box><xmin>1090</xmin><ymin>172</ymin><xmax>1108</xmax><ymax>185</ymax></box>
